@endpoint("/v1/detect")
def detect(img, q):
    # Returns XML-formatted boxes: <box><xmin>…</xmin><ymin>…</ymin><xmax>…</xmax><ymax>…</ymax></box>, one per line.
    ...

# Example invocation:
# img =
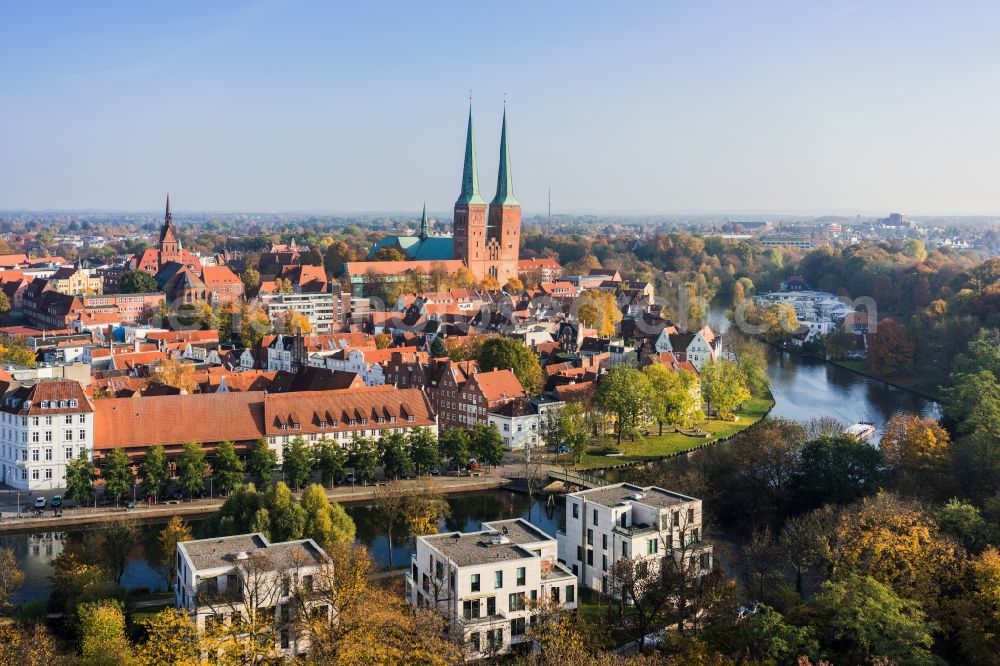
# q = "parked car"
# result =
<box><xmin>50</xmin><ymin>495</ymin><xmax>63</xmax><ymax>508</ymax></box>
<box><xmin>34</xmin><ymin>497</ymin><xmax>46</xmax><ymax>509</ymax></box>
<box><xmin>344</xmin><ymin>473</ymin><xmax>357</xmax><ymax>485</ymax></box>
<box><xmin>556</xmin><ymin>444</ymin><xmax>571</xmax><ymax>454</ymax></box>
<box><xmin>467</xmin><ymin>459</ymin><xmax>480</xmax><ymax>472</ymax></box>
<box><xmin>429</xmin><ymin>468</ymin><xmax>441</xmax><ymax>476</ymax></box>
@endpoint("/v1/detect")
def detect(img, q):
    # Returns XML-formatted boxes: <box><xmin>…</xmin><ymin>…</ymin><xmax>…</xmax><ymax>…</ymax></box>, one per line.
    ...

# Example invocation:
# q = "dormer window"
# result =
<box><xmin>407</xmin><ymin>415</ymin><xmax>414</xmax><ymax>422</ymax></box>
<box><xmin>319</xmin><ymin>421</ymin><xmax>327</xmax><ymax>428</ymax></box>
<box><xmin>39</xmin><ymin>401</ymin><xmax>48</xmax><ymax>409</ymax></box>
<box><xmin>389</xmin><ymin>416</ymin><xmax>396</xmax><ymax>423</ymax></box>
<box><xmin>69</xmin><ymin>399</ymin><xmax>78</xmax><ymax>408</ymax></box>
<box><xmin>59</xmin><ymin>400</ymin><xmax>67</xmax><ymax>408</ymax></box>
<box><xmin>377</xmin><ymin>417</ymin><xmax>384</xmax><ymax>424</ymax></box>
<box><xmin>349</xmin><ymin>419</ymin><xmax>356</xmax><ymax>427</ymax></box>
<box><xmin>280</xmin><ymin>424</ymin><xmax>288</xmax><ymax>430</ymax></box>
<box><xmin>292</xmin><ymin>422</ymin><xmax>300</xmax><ymax>430</ymax></box>
<box><xmin>360</xmin><ymin>418</ymin><xmax>367</xmax><ymax>425</ymax></box>
<box><xmin>331</xmin><ymin>420</ymin><xmax>338</xmax><ymax>428</ymax></box>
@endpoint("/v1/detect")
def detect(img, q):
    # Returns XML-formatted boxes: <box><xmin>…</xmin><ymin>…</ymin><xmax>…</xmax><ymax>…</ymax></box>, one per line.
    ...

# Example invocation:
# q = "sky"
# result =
<box><xmin>2</xmin><ymin>1</ymin><xmax>1000</xmax><ymax>215</ymax></box>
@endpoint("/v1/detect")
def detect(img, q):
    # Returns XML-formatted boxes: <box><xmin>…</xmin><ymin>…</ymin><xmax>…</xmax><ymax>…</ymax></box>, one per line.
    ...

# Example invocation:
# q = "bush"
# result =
<box><xmin>13</xmin><ymin>598</ymin><xmax>49</xmax><ymax>624</ymax></box>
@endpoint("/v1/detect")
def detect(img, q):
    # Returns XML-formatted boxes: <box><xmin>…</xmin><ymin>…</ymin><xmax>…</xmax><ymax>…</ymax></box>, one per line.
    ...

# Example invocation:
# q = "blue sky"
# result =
<box><xmin>2</xmin><ymin>1</ymin><xmax>999</xmax><ymax>214</ymax></box>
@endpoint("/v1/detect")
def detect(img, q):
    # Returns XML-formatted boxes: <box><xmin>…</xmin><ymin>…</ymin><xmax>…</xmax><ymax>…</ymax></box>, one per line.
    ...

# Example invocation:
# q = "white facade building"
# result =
<box><xmin>487</xmin><ymin>400</ymin><xmax>540</xmax><ymax>451</ymax></box>
<box><xmin>556</xmin><ymin>483</ymin><xmax>712</xmax><ymax>595</ymax></box>
<box><xmin>308</xmin><ymin>348</ymin><xmax>386</xmax><ymax>386</ymax></box>
<box><xmin>0</xmin><ymin>379</ymin><xmax>95</xmax><ymax>492</ymax></box>
<box><xmin>175</xmin><ymin>533</ymin><xmax>331</xmax><ymax>659</ymax></box>
<box><xmin>407</xmin><ymin>519</ymin><xmax>577</xmax><ymax>660</ymax></box>
<box><xmin>654</xmin><ymin>325</ymin><xmax>719</xmax><ymax>372</ymax></box>
<box><xmin>261</xmin><ymin>292</ymin><xmax>341</xmax><ymax>334</ymax></box>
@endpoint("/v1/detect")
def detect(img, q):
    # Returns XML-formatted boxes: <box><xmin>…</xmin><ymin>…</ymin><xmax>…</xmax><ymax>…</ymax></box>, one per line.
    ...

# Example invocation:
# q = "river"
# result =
<box><xmin>4</xmin><ymin>311</ymin><xmax>942</xmax><ymax>604</ymax></box>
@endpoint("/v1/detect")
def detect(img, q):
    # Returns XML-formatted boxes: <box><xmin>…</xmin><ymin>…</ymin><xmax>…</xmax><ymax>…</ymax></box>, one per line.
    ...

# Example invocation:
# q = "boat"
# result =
<box><xmin>843</xmin><ymin>422</ymin><xmax>877</xmax><ymax>441</ymax></box>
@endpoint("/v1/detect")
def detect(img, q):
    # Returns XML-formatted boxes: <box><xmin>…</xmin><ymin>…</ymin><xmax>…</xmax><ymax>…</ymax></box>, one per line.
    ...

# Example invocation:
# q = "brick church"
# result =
<box><xmin>349</xmin><ymin>107</ymin><xmax>522</xmax><ymax>289</ymax></box>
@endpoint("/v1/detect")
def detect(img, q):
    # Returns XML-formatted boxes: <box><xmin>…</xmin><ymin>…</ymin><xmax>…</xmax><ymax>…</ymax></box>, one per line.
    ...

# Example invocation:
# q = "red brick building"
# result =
<box><xmin>427</xmin><ymin>358</ymin><xmax>525</xmax><ymax>430</ymax></box>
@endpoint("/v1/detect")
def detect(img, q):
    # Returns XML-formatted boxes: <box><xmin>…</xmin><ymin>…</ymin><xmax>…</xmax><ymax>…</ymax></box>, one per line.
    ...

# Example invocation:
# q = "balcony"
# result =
<box><xmin>612</xmin><ymin>523</ymin><xmax>656</xmax><ymax>537</ymax></box>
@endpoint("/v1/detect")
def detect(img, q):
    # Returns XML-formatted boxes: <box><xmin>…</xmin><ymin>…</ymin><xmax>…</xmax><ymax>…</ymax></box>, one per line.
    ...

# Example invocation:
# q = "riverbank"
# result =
<box><xmin>828</xmin><ymin>358</ymin><xmax>945</xmax><ymax>402</ymax></box>
<box><xmin>570</xmin><ymin>394</ymin><xmax>775</xmax><ymax>470</ymax></box>
<box><xmin>0</xmin><ymin>473</ymin><xmax>507</xmax><ymax>534</ymax></box>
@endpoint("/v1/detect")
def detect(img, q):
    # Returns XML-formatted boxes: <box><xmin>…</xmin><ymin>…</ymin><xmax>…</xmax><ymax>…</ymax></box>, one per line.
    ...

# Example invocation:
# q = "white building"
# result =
<box><xmin>308</xmin><ymin>347</ymin><xmax>386</xmax><ymax>386</ymax></box>
<box><xmin>175</xmin><ymin>533</ymin><xmax>331</xmax><ymax>659</ymax></box>
<box><xmin>407</xmin><ymin>518</ymin><xmax>577</xmax><ymax>660</ymax></box>
<box><xmin>557</xmin><ymin>483</ymin><xmax>712</xmax><ymax>595</ymax></box>
<box><xmin>487</xmin><ymin>399</ymin><xmax>540</xmax><ymax>450</ymax></box>
<box><xmin>0</xmin><ymin>379</ymin><xmax>95</xmax><ymax>491</ymax></box>
<box><xmin>261</xmin><ymin>292</ymin><xmax>341</xmax><ymax>334</ymax></box>
<box><xmin>654</xmin><ymin>325</ymin><xmax>719</xmax><ymax>372</ymax></box>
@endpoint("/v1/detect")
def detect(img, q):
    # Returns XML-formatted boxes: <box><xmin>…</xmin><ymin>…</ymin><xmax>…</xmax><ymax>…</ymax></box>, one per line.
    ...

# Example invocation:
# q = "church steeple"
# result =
<box><xmin>456</xmin><ymin>105</ymin><xmax>485</xmax><ymax>206</ymax></box>
<box><xmin>491</xmin><ymin>107</ymin><xmax>518</xmax><ymax>206</ymax></box>
<box><xmin>419</xmin><ymin>203</ymin><xmax>429</xmax><ymax>240</ymax></box>
<box><xmin>159</xmin><ymin>193</ymin><xmax>180</xmax><ymax>255</ymax></box>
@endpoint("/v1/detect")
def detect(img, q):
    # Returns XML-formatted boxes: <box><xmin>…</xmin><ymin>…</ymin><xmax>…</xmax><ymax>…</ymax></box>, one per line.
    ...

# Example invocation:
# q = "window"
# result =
<box><xmin>602</xmin><ymin>554</ymin><xmax>608</xmax><ymax>572</ymax></box>
<box><xmin>486</xmin><ymin>628</ymin><xmax>503</xmax><ymax>651</ymax></box>
<box><xmin>65</xmin><ymin>430</ymin><xmax>73</xmax><ymax>442</ymax></box>
<box><xmin>551</xmin><ymin>586</ymin><xmax>560</xmax><ymax>603</ymax></box>
<box><xmin>65</xmin><ymin>415</ymin><xmax>73</xmax><ymax>425</ymax></box>
<box><xmin>31</xmin><ymin>449</ymin><xmax>38</xmax><ymax>461</ymax></box>
<box><xmin>31</xmin><ymin>469</ymin><xmax>39</xmax><ymax>480</ymax></box>
<box><xmin>79</xmin><ymin>430</ymin><xmax>85</xmax><ymax>441</ymax></box>
<box><xmin>587</xmin><ymin>549</ymin><xmax>593</xmax><ymax>566</ymax></box>
<box><xmin>486</xmin><ymin>596</ymin><xmax>496</xmax><ymax>615</ymax></box>
<box><xmin>65</xmin><ymin>447</ymin><xmax>72</xmax><ymax>459</ymax></box>
<box><xmin>494</xmin><ymin>570</ymin><xmax>503</xmax><ymax>589</ymax></box>
<box><xmin>602</xmin><ymin>534</ymin><xmax>607</xmax><ymax>550</ymax></box>
<box><xmin>688</xmin><ymin>507</ymin><xmax>695</xmax><ymax>523</ymax></box>
<box><xmin>471</xmin><ymin>573</ymin><xmax>480</xmax><ymax>593</ymax></box>
<box><xmin>566</xmin><ymin>585</ymin><xmax>575</xmax><ymax>603</ymax></box>
<box><xmin>79</xmin><ymin>414</ymin><xmax>86</xmax><ymax>424</ymax></box>
<box><xmin>593</xmin><ymin>509</ymin><xmax>598</xmax><ymax>526</ymax></box>
<box><xmin>469</xmin><ymin>632</ymin><xmax>481</xmax><ymax>653</ymax></box>
<box><xmin>622</xmin><ymin>542</ymin><xmax>629</xmax><ymax>558</ymax></box>
<box><xmin>672</xmin><ymin>510</ymin><xmax>679</xmax><ymax>527</ymax></box>
<box><xmin>530</xmin><ymin>589</ymin><xmax>537</xmax><ymax>602</ymax></box>
<box><xmin>44</xmin><ymin>448</ymin><xmax>51</xmax><ymax>461</ymax></box>
<box><xmin>462</xmin><ymin>599</ymin><xmax>480</xmax><ymax>620</ymax></box>
<box><xmin>281</xmin><ymin>577</ymin><xmax>290</xmax><ymax>596</ymax></box>
<box><xmin>576</xmin><ymin>546</ymin><xmax>583</xmax><ymax>562</ymax></box>
<box><xmin>516</xmin><ymin>567</ymin><xmax>525</xmax><ymax>586</ymax></box>
<box><xmin>31</xmin><ymin>432</ymin><xmax>39</xmax><ymax>444</ymax></box>
<box><xmin>303</xmin><ymin>575</ymin><xmax>314</xmax><ymax>592</ymax></box>
<box><xmin>572</xmin><ymin>502</ymin><xmax>578</xmax><ymax>519</ymax></box>
<box><xmin>508</xmin><ymin>592</ymin><xmax>524</xmax><ymax>611</ymax></box>
<box><xmin>512</xmin><ymin>617</ymin><xmax>526</xmax><ymax>636</ymax></box>
<box><xmin>586</xmin><ymin>529</ymin><xmax>593</xmax><ymax>546</ymax></box>
<box><xmin>647</xmin><ymin>538</ymin><xmax>658</xmax><ymax>555</ymax></box>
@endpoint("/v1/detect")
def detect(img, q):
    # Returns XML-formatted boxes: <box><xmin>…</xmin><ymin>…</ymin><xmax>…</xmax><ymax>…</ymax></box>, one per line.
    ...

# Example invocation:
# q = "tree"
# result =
<box><xmin>880</xmin><ymin>414</ymin><xmax>954</xmax><ymax>499</ymax></box>
<box><xmin>956</xmin><ymin>547</ymin><xmax>1000</xmax><ymax>664</ymax></box>
<box><xmin>119</xmin><ymin>268</ymin><xmax>157</xmax><ymax>294</ymax></box>
<box><xmin>94</xmin><ymin>514</ymin><xmax>142</xmax><ymax>585</ymax></box>
<box><xmin>809</xmin><ymin>574</ymin><xmax>937</xmax><ymax>666</ymax></box>
<box><xmin>373</xmin><ymin>246</ymin><xmax>406</xmax><ymax>261</ymax></box>
<box><xmin>140</xmin><ymin>444</ymin><xmax>170</xmax><ymax>502</ymax></box>
<box><xmin>379</xmin><ymin>429</ymin><xmax>413</xmax><ymax>479</ymax></box>
<box><xmin>469</xmin><ymin>423</ymin><xmax>505</xmax><ymax>468</ymax></box>
<box><xmin>135</xmin><ymin>607</ymin><xmax>202</xmax><ymax>666</ymax></box>
<box><xmin>560</xmin><ymin>402</ymin><xmax>591</xmax><ymax>462</ymax></box>
<box><xmin>936</xmin><ymin>499</ymin><xmax>993</xmax><ymax>553</ymax></box>
<box><xmin>758</xmin><ymin>302</ymin><xmax>799</xmax><ymax>344</ymax></box>
<box><xmin>574</xmin><ymin>289</ymin><xmax>622</xmax><ymax>337</ymax></box>
<box><xmin>776</xmin><ymin>507</ymin><xmax>834</xmax><ymax>595</ymax></box>
<box><xmin>0</xmin><ymin>292</ymin><xmax>10</xmax><ymax>324</ymax></box>
<box><xmin>0</xmin><ymin>337</ymin><xmax>37</xmax><ymax>367</ymax></box>
<box><xmin>101</xmin><ymin>448</ymin><xmax>133</xmax><ymax>506</ymax></box>
<box><xmin>373</xmin><ymin>331</ymin><xmax>393</xmax><ymax>349</ymax></box>
<box><xmin>945</xmin><ymin>369</ymin><xmax>1000</xmax><ymax>436</ymax></box>
<box><xmin>248</xmin><ymin>438</ymin><xmax>277</xmax><ymax>488</ymax></box>
<box><xmin>301</xmin><ymin>483</ymin><xmax>356</xmax><ymax>551</ymax></box>
<box><xmin>240</xmin><ymin>266</ymin><xmax>261</xmax><ymax>296</ymax></box>
<box><xmin>866</xmin><ymin>318</ymin><xmax>915</xmax><ymax>376</ymax></box>
<box><xmin>66</xmin><ymin>450</ymin><xmax>96</xmax><ymax>506</ymax></box>
<box><xmin>263</xmin><ymin>482</ymin><xmax>306</xmax><ymax>542</ymax></box>
<box><xmin>400</xmin><ymin>483</ymin><xmax>450</xmax><ymax>547</ymax></box>
<box><xmin>729</xmin><ymin>332</ymin><xmax>771</xmax><ymax>397</ymax></box>
<box><xmin>643</xmin><ymin>363</ymin><xmax>702</xmax><ymax>434</ymax></box>
<box><xmin>0</xmin><ymin>547</ymin><xmax>24</xmax><ymax>612</ymax></box>
<box><xmin>176</xmin><ymin>441</ymin><xmax>207</xmax><ymax>497</ymax></box>
<box><xmin>323</xmin><ymin>239</ymin><xmax>352</xmax><ymax>278</ymax></box>
<box><xmin>349</xmin><ymin>435</ymin><xmax>379</xmax><ymax>483</ymax></box>
<box><xmin>429</xmin><ymin>336</ymin><xmax>447</xmax><ymax>358</ymax></box>
<box><xmin>728</xmin><ymin>605</ymin><xmax>819</xmax><ymax>664</ymax></box>
<box><xmin>438</xmin><ymin>427</ymin><xmax>470</xmax><ymax>470</ymax></box>
<box><xmin>700</xmin><ymin>359</ymin><xmax>750</xmax><ymax>420</ymax></box>
<box><xmin>505</xmin><ymin>276</ymin><xmax>524</xmax><ymax>293</ymax></box>
<box><xmin>313</xmin><ymin>438</ymin><xmax>347</xmax><ymax>487</ymax></box>
<box><xmin>158</xmin><ymin>516</ymin><xmax>193</xmax><ymax>586</ymax></box>
<box><xmin>213</xmin><ymin>440</ymin><xmax>245</xmax><ymax>495</ymax></box>
<box><xmin>0</xmin><ymin>624</ymin><xmax>59</xmax><ymax>666</ymax></box>
<box><xmin>275</xmin><ymin>309</ymin><xmax>313</xmax><ymax>335</ymax></box>
<box><xmin>282</xmin><ymin>437</ymin><xmax>313</xmax><ymax>489</ymax></box>
<box><xmin>474</xmin><ymin>336</ymin><xmax>543</xmax><ymax>395</ymax></box>
<box><xmin>78</xmin><ymin>599</ymin><xmax>133</xmax><ymax>666</ymax></box>
<box><xmin>596</xmin><ymin>365</ymin><xmax>654</xmax><ymax>445</ymax></box>
<box><xmin>238</xmin><ymin>303</ymin><xmax>270</xmax><ymax>348</ymax></box>
<box><xmin>793</xmin><ymin>435</ymin><xmax>884</xmax><ymax>509</ymax></box>
<box><xmin>150</xmin><ymin>356</ymin><xmax>197</xmax><ymax>393</ymax></box>
<box><xmin>408</xmin><ymin>427</ymin><xmax>441</xmax><ymax>474</ymax></box>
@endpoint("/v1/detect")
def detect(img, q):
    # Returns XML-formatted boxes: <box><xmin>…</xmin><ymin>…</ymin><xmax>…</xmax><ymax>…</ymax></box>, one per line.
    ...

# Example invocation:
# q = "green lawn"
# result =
<box><xmin>569</xmin><ymin>396</ymin><xmax>774</xmax><ymax>470</ymax></box>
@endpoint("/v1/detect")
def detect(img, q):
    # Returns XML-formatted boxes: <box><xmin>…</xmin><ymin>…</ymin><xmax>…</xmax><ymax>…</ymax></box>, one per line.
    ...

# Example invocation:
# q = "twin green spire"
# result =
<box><xmin>455</xmin><ymin>104</ymin><xmax>517</xmax><ymax>207</ymax></box>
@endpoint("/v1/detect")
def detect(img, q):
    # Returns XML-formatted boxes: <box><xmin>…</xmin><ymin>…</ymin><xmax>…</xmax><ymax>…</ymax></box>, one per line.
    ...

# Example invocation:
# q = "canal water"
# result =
<box><xmin>4</xmin><ymin>305</ymin><xmax>942</xmax><ymax>603</ymax></box>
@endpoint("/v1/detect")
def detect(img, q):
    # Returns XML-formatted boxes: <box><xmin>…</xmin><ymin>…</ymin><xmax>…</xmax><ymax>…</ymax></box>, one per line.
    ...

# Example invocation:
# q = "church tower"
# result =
<box><xmin>486</xmin><ymin>108</ymin><xmax>521</xmax><ymax>284</ymax></box>
<box><xmin>159</xmin><ymin>194</ymin><xmax>181</xmax><ymax>261</ymax></box>
<box><xmin>453</xmin><ymin>106</ymin><xmax>488</xmax><ymax>279</ymax></box>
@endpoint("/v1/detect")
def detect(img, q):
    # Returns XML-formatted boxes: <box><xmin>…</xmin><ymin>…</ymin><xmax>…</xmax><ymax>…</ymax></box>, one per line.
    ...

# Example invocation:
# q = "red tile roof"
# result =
<box><xmin>263</xmin><ymin>386</ymin><xmax>435</xmax><ymax>436</ymax></box>
<box><xmin>345</xmin><ymin>259</ymin><xmax>465</xmax><ymax>276</ymax></box>
<box><xmin>470</xmin><ymin>369</ymin><xmax>525</xmax><ymax>403</ymax></box>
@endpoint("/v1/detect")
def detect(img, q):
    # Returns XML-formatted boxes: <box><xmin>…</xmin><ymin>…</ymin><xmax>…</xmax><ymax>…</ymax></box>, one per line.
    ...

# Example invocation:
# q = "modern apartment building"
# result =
<box><xmin>556</xmin><ymin>483</ymin><xmax>712</xmax><ymax>595</ymax></box>
<box><xmin>175</xmin><ymin>533</ymin><xmax>331</xmax><ymax>659</ymax></box>
<box><xmin>0</xmin><ymin>379</ymin><xmax>94</xmax><ymax>491</ymax></box>
<box><xmin>261</xmin><ymin>291</ymin><xmax>343</xmax><ymax>334</ymax></box>
<box><xmin>407</xmin><ymin>518</ymin><xmax>577</xmax><ymax>660</ymax></box>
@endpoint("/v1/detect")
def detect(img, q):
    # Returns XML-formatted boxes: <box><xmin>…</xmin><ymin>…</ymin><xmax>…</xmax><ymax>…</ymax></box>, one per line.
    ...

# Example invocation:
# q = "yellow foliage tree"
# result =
<box><xmin>78</xmin><ymin>599</ymin><xmax>133</xmax><ymax>666</ymax></box>
<box><xmin>451</xmin><ymin>266</ymin><xmax>477</xmax><ymax>290</ymax></box>
<box><xmin>151</xmin><ymin>356</ymin><xmax>197</xmax><ymax>393</ymax></box>
<box><xmin>880</xmin><ymin>414</ymin><xmax>954</xmax><ymax>497</ymax></box>
<box><xmin>135</xmin><ymin>608</ymin><xmax>202</xmax><ymax>666</ymax></box>
<box><xmin>574</xmin><ymin>289</ymin><xmax>622</xmax><ymax>337</ymax></box>
<box><xmin>159</xmin><ymin>516</ymin><xmax>193</xmax><ymax>585</ymax></box>
<box><xmin>278</xmin><ymin>309</ymin><xmax>313</xmax><ymax>335</ymax></box>
<box><xmin>0</xmin><ymin>624</ymin><xmax>59</xmax><ymax>666</ymax></box>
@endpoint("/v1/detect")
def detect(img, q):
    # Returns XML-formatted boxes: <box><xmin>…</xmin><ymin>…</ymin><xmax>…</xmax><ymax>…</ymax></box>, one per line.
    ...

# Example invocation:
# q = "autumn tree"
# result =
<box><xmin>643</xmin><ymin>363</ymin><xmax>702</xmax><ymax>434</ymax></box>
<box><xmin>955</xmin><ymin>547</ymin><xmax>1000</xmax><ymax>664</ymax></box>
<box><xmin>700</xmin><ymin>358</ymin><xmax>750</xmax><ymax>420</ymax></box>
<box><xmin>78</xmin><ymin>599</ymin><xmax>133</xmax><ymax>666</ymax></box>
<box><xmin>0</xmin><ymin>624</ymin><xmax>60</xmax><ymax>666</ymax></box>
<box><xmin>373</xmin><ymin>331</ymin><xmax>392</xmax><ymax>349</ymax></box>
<box><xmin>151</xmin><ymin>356</ymin><xmax>197</xmax><ymax>393</ymax></box>
<box><xmin>866</xmin><ymin>318</ymin><xmax>915</xmax><ymax>376</ymax></box>
<box><xmin>575</xmin><ymin>289</ymin><xmax>623</xmax><ymax>337</ymax></box>
<box><xmin>159</xmin><ymin>516</ymin><xmax>193</xmax><ymax>586</ymax></box>
<box><xmin>66</xmin><ymin>450</ymin><xmax>96</xmax><ymax>506</ymax></box>
<box><xmin>0</xmin><ymin>547</ymin><xmax>24</xmax><ymax>612</ymax></box>
<box><xmin>238</xmin><ymin>303</ymin><xmax>270</xmax><ymax>348</ymax></box>
<box><xmin>275</xmin><ymin>308</ymin><xmax>313</xmax><ymax>335</ymax></box>
<box><xmin>240</xmin><ymin>266</ymin><xmax>261</xmax><ymax>296</ymax></box>
<box><xmin>134</xmin><ymin>607</ymin><xmax>202</xmax><ymax>666</ymax></box>
<box><xmin>301</xmin><ymin>483</ymin><xmax>356</xmax><ymax>551</ymax></box>
<box><xmin>880</xmin><ymin>413</ymin><xmax>954</xmax><ymax>499</ymax></box>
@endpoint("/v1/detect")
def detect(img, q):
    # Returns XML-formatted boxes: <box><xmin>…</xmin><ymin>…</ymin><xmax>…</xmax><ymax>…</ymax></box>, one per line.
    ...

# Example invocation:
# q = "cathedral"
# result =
<box><xmin>358</xmin><ymin>106</ymin><xmax>522</xmax><ymax>285</ymax></box>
